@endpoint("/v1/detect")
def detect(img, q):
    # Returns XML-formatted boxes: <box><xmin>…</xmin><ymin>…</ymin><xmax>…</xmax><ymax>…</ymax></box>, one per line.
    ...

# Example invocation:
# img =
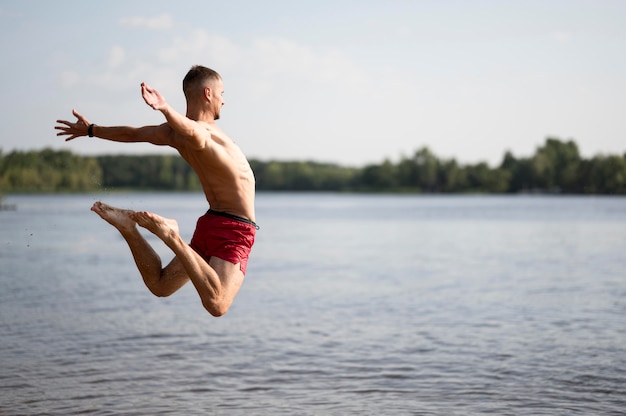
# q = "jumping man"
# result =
<box><xmin>55</xmin><ymin>66</ymin><xmax>257</xmax><ymax>317</ymax></box>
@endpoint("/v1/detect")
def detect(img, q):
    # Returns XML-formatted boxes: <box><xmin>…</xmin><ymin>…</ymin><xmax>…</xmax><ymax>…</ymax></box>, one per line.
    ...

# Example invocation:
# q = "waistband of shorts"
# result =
<box><xmin>206</xmin><ymin>209</ymin><xmax>260</xmax><ymax>230</ymax></box>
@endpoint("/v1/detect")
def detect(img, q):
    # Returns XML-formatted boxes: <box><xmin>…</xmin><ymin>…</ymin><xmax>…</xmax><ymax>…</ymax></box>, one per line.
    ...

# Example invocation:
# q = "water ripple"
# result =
<box><xmin>1</xmin><ymin>194</ymin><xmax>625</xmax><ymax>414</ymax></box>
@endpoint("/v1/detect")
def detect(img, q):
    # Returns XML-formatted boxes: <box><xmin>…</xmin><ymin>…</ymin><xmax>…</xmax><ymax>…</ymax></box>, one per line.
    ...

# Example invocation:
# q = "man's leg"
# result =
<box><xmin>131</xmin><ymin>210</ymin><xmax>245</xmax><ymax>316</ymax></box>
<box><xmin>91</xmin><ymin>202</ymin><xmax>189</xmax><ymax>297</ymax></box>
<box><xmin>92</xmin><ymin>202</ymin><xmax>244</xmax><ymax>316</ymax></box>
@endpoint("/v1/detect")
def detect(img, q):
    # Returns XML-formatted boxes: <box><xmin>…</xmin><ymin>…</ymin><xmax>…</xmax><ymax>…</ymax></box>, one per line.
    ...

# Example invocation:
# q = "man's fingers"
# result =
<box><xmin>55</xmin><ymin>111</ymin><xmax>87</xmax><ymax>142</ymax></box>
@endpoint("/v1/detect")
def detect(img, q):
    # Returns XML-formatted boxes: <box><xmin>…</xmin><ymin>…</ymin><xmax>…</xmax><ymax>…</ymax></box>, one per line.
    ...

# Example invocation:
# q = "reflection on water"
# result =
<box><xmin>1</xmin><ymin>193</ymin><xmax>625</xmax><ymax>414</ymax></box>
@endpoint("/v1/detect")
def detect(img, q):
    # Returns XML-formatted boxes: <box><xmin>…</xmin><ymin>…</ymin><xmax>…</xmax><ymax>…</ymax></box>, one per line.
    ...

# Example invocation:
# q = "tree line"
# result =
<box><xmin>1</xmin><ymin>138</ymin><xmax>625</xmax><ymax>194</ymax></box>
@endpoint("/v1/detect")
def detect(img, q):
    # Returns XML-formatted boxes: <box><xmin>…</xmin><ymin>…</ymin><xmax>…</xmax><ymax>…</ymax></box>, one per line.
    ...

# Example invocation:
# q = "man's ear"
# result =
<box><xmin>204</xmin><ymin>86</ymin><xmax>212</xmax><ymax>102</ymax></box>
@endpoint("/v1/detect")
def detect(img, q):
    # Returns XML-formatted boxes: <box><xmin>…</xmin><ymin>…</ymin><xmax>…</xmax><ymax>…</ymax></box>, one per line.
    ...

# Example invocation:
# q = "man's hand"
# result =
<box><xmin>141</xmin><ymin>82</ymin><xmax>167</xmax><ymax>111</ymax></box>
<box><xmin>55</xmin><ymin>109</ymin><xmax>91</xmax><ymax>141</ymax></box>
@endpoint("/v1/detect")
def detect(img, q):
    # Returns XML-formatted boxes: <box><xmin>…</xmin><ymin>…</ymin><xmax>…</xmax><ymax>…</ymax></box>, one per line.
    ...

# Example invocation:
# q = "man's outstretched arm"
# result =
<box><xmin>55</xmin><ymin>109</ymin><xmax>172</xmax><ymax>146</ymax></box>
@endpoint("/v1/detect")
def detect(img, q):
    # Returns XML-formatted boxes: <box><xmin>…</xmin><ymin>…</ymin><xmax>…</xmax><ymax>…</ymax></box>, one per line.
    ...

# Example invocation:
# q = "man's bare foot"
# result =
<box><xmin>91</xmin><ymin>201</ymin><xmax>136</xmax><ymax>233</ymax></box>
<box><xmin>131</xmin><ymin>211</ymin><xmax>180</xmax><ymax>242</ymax></box>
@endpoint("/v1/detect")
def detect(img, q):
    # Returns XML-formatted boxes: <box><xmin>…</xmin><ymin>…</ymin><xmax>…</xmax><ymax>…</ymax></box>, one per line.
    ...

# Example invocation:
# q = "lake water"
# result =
<box><xmin>1</xmin><ymin>192</ymin><xmax>625</xmax><ymax>415</ymax></box>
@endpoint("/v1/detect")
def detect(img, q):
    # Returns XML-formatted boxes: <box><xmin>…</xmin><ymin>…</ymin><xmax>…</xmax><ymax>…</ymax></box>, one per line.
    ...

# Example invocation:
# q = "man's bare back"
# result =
<box><xmin>54</xmin><ymin>65</ymin><xmax>257</xmax><ymax>316</ymax></box>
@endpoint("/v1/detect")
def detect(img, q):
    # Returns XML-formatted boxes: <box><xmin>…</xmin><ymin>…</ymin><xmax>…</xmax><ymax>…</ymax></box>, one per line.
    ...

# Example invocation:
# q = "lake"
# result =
<box><xmin>1</xmin><ymin>192</ymin><xmax>625</xmax><ymax>415</ymax></box>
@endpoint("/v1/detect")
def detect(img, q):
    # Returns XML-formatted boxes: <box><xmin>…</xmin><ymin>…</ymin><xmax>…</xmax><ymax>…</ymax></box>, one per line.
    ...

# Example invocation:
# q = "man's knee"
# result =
<box><xmin>202</xmin><ymin>299</ymin><xmax>231</xmax><ymax>317</ymax></box>
<box><xmin>150</xmin><ymin>287</ymin><xmax>175</xmax><ymax>298</ymax></box>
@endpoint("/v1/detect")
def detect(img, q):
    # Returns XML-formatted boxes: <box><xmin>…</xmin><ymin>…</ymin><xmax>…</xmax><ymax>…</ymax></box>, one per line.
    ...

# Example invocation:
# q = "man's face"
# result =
<box><xmin>212</xmin><ymin>79</ymin><xmax>224</xmax><ymax>120</ymax></box>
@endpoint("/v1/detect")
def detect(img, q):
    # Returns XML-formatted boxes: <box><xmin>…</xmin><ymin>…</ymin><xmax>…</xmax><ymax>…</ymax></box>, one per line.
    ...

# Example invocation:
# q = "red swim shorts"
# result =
<box><xmin>190</xmin><ymin>210</ymin><xmax>257</xmax><ymax>275</ymax></box>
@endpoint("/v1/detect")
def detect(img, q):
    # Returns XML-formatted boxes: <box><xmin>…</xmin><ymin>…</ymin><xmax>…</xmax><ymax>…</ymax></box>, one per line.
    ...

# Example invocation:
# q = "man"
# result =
<box><xmin>55</xmin><ymin>65</ymin><xmax>257</xmax><ymax>317</ymax></box>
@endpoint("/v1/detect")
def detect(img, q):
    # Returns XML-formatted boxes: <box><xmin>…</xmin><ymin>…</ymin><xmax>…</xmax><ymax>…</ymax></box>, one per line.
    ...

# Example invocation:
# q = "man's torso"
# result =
<box><xmin>168</xmin><ymin>123</ymin><xmax>256</xmax><ymax>222</ymax></box>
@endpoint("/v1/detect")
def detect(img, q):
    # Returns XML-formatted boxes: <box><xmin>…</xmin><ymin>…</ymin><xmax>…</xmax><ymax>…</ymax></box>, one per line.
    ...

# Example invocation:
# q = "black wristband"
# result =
<box><xmin>88</xmin><ymin>124</ymin><xmax>95</xmax><ymax>137</ymax></box>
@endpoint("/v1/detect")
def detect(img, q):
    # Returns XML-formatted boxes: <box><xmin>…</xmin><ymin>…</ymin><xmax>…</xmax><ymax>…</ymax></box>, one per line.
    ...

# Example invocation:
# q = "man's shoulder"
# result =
<box><xmin>168</xmin><ymin>122</ymin><xmax>210</xmax><ymax>150</ymax></box>
<box><xmin>207</xmin><ymin>125</ymin><xmax>233</xmax><ymax>146</ymax></box>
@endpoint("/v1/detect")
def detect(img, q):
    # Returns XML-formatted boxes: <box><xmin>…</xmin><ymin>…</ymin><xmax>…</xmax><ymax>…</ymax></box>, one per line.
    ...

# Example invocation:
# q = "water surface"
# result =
<box><xmin>1</xmin><ymin>193</ymin><xmax>625</xmax><ymax>415</ymax></box>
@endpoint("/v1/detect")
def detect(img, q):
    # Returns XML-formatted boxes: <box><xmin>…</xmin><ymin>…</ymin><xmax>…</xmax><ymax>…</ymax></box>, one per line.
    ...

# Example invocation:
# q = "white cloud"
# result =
<box><xmin>248</xmin><ymin>37</ymin><xmax>367</xmax><ymax>86</ymax></box>
<box><xmin>157</xmin><ymin>30</ymin><xmax>240</xmax><ymax>70</ymax></box>
<box><xmin>153</xmin><ymin>30</ymin><xmax>370</xmax><ymax>101</ymax></box>
<box><xmin>60</xmin><ymin>71</ymin><xmax>80</xmax><ymax>87</ymax></box>
<box><xmin>119</xmin><ymin>13</ymin><xmax>173</xmax><ymax>30</ymax></box>
<box><xmin>107</xmin><ymin>45</ymin><xmax>125</xmax><ymax>69</ymax></box>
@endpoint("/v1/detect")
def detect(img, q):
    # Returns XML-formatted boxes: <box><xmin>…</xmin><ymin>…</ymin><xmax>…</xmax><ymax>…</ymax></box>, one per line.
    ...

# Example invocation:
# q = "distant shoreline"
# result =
<box><xmin>1</xmin><ymin>138</ymin><xmax>625</xmax><ymax>194</ymax></box>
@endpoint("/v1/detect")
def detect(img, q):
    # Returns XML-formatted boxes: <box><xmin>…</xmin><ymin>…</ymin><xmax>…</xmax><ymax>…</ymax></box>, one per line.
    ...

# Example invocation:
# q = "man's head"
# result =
<box><xmin>183</xmin><ymin>65</ymin><xmax>224</xmax><ymax>119</ymax></box>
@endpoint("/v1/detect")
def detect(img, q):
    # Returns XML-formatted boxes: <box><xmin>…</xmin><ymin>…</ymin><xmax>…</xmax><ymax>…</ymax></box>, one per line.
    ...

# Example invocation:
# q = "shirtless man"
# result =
<box><xmin>55</xmin><ymin>66</ymin><xmax>257</xmax><ymax>317</ymax></box>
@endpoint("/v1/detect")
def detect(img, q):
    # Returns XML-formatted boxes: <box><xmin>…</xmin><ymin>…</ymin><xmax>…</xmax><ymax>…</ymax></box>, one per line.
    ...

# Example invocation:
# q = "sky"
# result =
<box><xmin>1</xmin><ymin>0</ymin><xmax>625</xmax><ymax>167</ymax></box>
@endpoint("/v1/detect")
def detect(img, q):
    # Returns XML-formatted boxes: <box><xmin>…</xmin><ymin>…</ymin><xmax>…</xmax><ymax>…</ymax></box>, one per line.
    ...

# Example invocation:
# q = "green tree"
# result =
<box><xmin>587</xmin><ymin>155</ymin><xmax>626</xmax><ymax>194</ymax></box>
<box><xmin>439</xmin><ymin>158</ymin><xmax>468</xmax><ymax>192</ymax></box>
<box><xmin>530</xmin><ymin>138</ymin><xmax>581</xmax><ymax>191</ymax></box>
<box><xmin>413</xmin><ymin>147</ymin><xmax>439</xmax><ymax>191</ymax></box>
<box><xmin>0</xmin><ymin>148</ymin><xmax>101</xmax><ymax>192</ymax></box>
<box><xmin>360</xmin><ymin>159</ymin><xmax>398</xmax><ymax>190</ymax></box>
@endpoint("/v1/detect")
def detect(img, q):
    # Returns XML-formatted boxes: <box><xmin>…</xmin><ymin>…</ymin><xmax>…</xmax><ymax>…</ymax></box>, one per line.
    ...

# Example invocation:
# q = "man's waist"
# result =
<box><xmin>206</xmin><ymin>209</ymin><xmax>259</xmax><ymax>229</ymax></box>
